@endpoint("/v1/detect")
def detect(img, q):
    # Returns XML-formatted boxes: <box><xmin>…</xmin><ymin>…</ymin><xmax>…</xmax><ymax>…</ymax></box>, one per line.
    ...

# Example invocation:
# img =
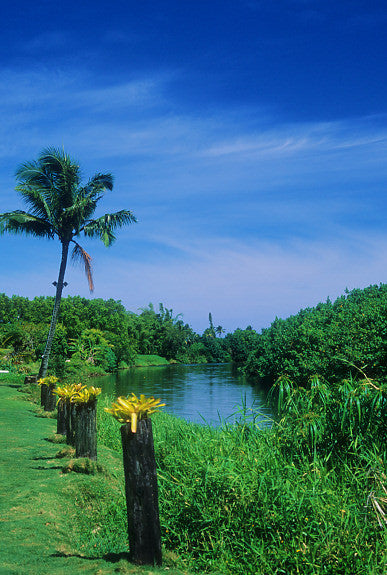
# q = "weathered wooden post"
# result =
<box><xmin>105</xmin><ymin>393</ymin><xmax>165</xmax><ymax>566</ymax></box>
<box><xmin>71</xmin><ymin>386</ymin><xmax>101</xmax><ymax>460</ymax></box>
<box><xmin>53</xmin><ymin>383</ymin><xmax>86</xmax><ymax>443</ymax></box>
<box><xmin>66</xmin><ymin>401</ymin><xmax>76</xmax><ymax>446</ymax></box>
<box><xmin>44</xmin><ymin>384</ymin><xmax>57</xmax><ymax>412</ymax></box>
<box><xmin>56</xmin><ymin>398</ymin><xmax>67</xmax><ymax>435</ymax></box>
<box><xmin>38</xmin><ymin>376</ymin><xmax>58</xmax><ymax>411</ymax></box>
<box><xmin>121</xmin><ymin>418</ymin><xmax>162</xmax><ymax>565</ymax></box>
<box><xmin>40</xmin><ymin>382</ymin><xmax>48</xmax><ymax>407</ymax></box>
<box><xmin>74</xmin><ymin>398</ymin><xmax>98</xmax><ymax>460</ymax></box>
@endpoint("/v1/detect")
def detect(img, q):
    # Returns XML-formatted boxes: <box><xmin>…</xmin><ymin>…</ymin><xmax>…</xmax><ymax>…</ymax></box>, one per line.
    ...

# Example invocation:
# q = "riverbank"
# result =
<box><xmin>0</xmin><ymin>374</ymin><xmax>190</xmax><ymax>575</ymax></box>
<box><xmin>1</xmin><ymin>372</ymin><xmax>385</xmax><ymax>574</ymax></box>
<box><xmin>133</xmin><ymin>355</ymin><xmax>170</xmax><ymax>367</ymax></box>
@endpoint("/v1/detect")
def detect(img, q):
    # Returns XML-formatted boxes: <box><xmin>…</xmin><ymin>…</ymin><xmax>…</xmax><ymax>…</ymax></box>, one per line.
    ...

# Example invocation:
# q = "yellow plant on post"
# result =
<box><xmin>53</xmin><ymin>383</ymin><xmax>86</xmax><ymax>438</ymax></box>
<box><xmin>72</xmin><ymin>386</ymin><xmax>101</xmax><ymax>460</ymax></box>
<box><xmin>37</xmin><ymin>376</ymin><xmax>59</xmax><ymax>411</ymax></box>
<box><xmin>105</xmin><ymin>393</ymin><xmax>165</xmax><ymax>433</ymax></box>
<box><xmin>105</xmin><ymin>393</ymin><xmax>165</xmax><ymax>566</ymax></box>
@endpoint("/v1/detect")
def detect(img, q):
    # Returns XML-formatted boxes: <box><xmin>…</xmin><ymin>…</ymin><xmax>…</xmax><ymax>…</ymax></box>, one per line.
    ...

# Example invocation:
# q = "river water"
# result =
<box><xmin>93</xmin><ymin>363</ymin><xmax>274</xmax><ymax>427</ymax></box>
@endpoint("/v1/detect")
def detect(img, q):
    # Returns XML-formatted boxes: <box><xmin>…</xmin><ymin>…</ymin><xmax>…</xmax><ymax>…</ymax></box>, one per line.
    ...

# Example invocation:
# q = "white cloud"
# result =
<box><xmin>86</xmin><ymin>231</ymin><xmax>387</xmax><ymax>332</ymax></box>
<box><xmin>202</xmin><ymin>117</ymin><xmax>387</xmax><ymax>159</ymax></box>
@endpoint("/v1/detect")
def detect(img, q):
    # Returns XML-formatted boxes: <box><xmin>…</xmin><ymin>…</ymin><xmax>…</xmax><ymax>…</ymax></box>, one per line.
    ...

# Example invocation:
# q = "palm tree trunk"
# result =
<box><xmin>38</xmin><ymin>241</ymin><xmax>69</xmax><ymax>379</ymax></box>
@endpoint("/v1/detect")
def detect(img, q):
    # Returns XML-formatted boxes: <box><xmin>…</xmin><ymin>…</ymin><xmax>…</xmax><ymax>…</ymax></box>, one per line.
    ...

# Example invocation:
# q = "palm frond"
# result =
<box><xmin>71</xmin><ymin>241</ymin><xmax>94</xmax><ymax>292</ymax></box>
<box><xmin>82</xmin><ymin>173</ymin><xmax>114</xmax><ymax>196</ymax></box>
<box><xmin>37</xmin><ymin>148</ymin><xmax>81</xmax><ymax>211</ymax></box>
<box><xmin>0</xmin><ymin>211</ymin><xmax>55</xmax><ymax>238</ymax></box>
<box><xmin>83</xmin><ymin>210</ymin><xmax>137</xmax><ymax>246</ymax></box>
<box><xmin>65</xmin><ymin>173</ymin><xmax>113</xmax><ymax>228</ymax></box>
<box><xmin>15</xmin><ymin>186</ymin><xmax>52</xmax><ymax>222</ymax></box>
<box><xmin>15</xmin><ymin>160</ymin><xmax>53</xmax><ymax>191</ymax></box>
<box><xmin>61</xmin><ymin>196</ymin><xmax>99</xmax><ymax>235</ymax></box>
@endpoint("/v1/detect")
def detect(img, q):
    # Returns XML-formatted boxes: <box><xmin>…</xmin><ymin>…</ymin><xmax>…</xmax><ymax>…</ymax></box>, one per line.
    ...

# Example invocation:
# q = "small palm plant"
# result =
<box><xmin>105</xmin><ymin>393</ymin><xmax>165</xmax><ymax>432</ymax></box>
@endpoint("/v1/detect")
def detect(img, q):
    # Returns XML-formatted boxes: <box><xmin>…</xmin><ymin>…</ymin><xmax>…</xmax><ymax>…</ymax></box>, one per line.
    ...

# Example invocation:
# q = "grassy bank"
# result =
<box><xmin>1</xmin><ymin>372</ymin><xmax>386</xmax><ymax>574</ymax></box>
<box><xmin>0</xmin><ymin>373</ymin><xmax>190</xmax><ymax>575</ymax></box>
<box><xmin>133</xmin><ymin>355</ymin><xmax>171</xmax><ymax>367</ymax></box>
<box><xmin>96</xmin><ymin>393</ymin><xmax>386</xmax><ymax>575</ymax></box>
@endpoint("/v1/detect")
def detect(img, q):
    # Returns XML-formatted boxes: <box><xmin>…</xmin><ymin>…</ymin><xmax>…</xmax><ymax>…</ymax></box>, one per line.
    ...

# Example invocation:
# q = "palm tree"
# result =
<box><xmin>215</xmin><ymin>325</ymin><xmax>225</xmax><ymax>337</ymax></box>
<box><xmin>0</xmin><ymin>147</ymin><xmax>136</xmax><ymax>378</ymax></box>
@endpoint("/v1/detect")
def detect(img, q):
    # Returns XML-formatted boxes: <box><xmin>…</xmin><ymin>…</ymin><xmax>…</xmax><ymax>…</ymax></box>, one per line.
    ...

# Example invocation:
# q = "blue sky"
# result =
<box><xmin>0</xmin><ymin>1</ymin><xmax>386</xmax><ymax>333</ymax></box>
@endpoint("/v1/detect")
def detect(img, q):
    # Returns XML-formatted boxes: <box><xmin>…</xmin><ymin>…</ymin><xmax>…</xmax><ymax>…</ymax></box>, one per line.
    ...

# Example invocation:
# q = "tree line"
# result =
<box><xmin>1</xmin><ymin>283</ymin><xmax>386</xmax><ymax>383</ymax></box>
<box><xmin>0</xmin><ymin>295</ymin><xmax>229</xmax><ymax>374</ymax></box>
<box><xmin>224</xmin><ymin>283</ymin><xmax>387</xmax><ymax>386</ymax></box>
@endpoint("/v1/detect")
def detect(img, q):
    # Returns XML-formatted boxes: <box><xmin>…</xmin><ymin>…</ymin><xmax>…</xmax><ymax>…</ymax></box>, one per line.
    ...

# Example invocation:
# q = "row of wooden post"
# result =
<box><xmin>35</xmin><ymin>377</ymin><xmax>162</xmax><ymax>565</ymax></box>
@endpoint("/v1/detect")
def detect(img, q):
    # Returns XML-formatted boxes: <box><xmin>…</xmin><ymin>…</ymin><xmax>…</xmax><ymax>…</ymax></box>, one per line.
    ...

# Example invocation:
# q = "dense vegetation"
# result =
<box><xmin>0</xmin><ymin>295</ymin><xmax>229</xmax><ymax>374</ymax></box>
<box><xmin>226</xmin><ymin>283</ymin><xmax>387</xmax><ymax>386</ymax></box>
<box><xmin>1</xmin><ymin>283</ymin><xmax>387</xmax><ymax>385</ymax></box>
<box><xmin>95</xmin><ymin>375</ymin><xmax>386</xmax><ymax>574</ymax></box>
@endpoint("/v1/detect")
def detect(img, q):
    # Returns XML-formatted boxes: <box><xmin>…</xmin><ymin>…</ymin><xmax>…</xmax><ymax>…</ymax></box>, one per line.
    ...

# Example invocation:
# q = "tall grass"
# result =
<box><xmin>269</xmin><ymin>372</ymin><xmax>386</xmax><ymax>464</ymax></box>
<box><xmin>91</xmin><ymin>385</ymin><xmax>386</xmax><ymax>574</ymax></box>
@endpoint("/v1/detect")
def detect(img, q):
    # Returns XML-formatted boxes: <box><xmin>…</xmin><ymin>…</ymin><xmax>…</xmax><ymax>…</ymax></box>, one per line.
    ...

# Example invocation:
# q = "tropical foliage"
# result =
<box><xmin>0</xmin><ymin>148</ymin><xmax>136</xmax><ymax>378</ymax></box>
<box><xmin>105</xmin><ymin>393</ymin><xmax>165</xmax><ymax>432</ymax></box>
<box><xmin>239</xmin><ymin>284</ymin><xmax>387</xmax><ymax>385</ymax></box>
<box><xmin>0</xmin><ymin>295</ymin><xmax>230</xmax><ymax>373</ymax></box>
<box><xmin>2</xmin><ymin>283</ymin><xmax>386</xmax><ymax>381</ymax></box>
<box><xmin>269</xmin><ymin>372</ymin><xmax>387</xmax><ymax>464</ymax></box>
<box><xmin>71</xmin><ymin>385</ymin><xmax>102</xmax><ymax>405</ymax></box>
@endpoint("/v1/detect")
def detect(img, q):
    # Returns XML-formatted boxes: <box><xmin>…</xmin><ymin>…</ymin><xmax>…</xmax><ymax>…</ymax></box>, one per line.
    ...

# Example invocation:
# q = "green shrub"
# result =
<box><xmin>244</xmin><ymin>284</ymin><xmax>387</xmax><ymax>386</ymax></box>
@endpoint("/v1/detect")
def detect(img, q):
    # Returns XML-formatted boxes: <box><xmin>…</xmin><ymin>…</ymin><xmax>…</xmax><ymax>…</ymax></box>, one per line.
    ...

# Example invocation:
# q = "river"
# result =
<box><xmin>93</xmin><ymin>363</ymin><xmax>274</xmax><ymax>427</ymax></box>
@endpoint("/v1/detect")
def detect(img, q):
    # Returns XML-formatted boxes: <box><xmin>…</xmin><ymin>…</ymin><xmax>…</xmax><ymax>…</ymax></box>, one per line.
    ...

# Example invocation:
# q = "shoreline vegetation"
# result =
<box><xmin>1</xmin><ymin>284</ymin><xmax>387</xmax><ymax>388</ymax></box>
<box><xmin>0</xmin><ymin>370</ymin><xmax>385</xmax><ymax>575</ymax></box>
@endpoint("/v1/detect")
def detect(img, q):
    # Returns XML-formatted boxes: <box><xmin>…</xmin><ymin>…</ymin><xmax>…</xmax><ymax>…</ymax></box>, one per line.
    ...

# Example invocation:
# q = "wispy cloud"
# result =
<box><xmin>2</xmin><ymin>229</ymin><xmax>385</xmax><ymax>333</ymax></box>
<box><xmin>202</xmin><ymin>117</ymin><xmax>387</xmax><ymax>159</ymax></box>
<box><xmin>88</xmin><ymin>231</ymin><xmax>387</xmax><ymax>332</ymax></box>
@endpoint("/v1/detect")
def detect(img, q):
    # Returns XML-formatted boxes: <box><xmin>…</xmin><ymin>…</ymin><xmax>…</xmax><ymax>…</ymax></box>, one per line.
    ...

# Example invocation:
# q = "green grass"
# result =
<box><xmin>98</xmin><ymin>394</ymin><xmax>386</xmax><ymax>575</ymax></box>
<box><xmin>0</xmin><ymin>374</ymin><xmax>191</xmax><ymax>575</ymax></box>
<box><xmin>1</xmin><ymin>371</ymin><xmax>386</xmax><ymax>574</ymax></box>
<box><xmin>134</xmin><ymin>355</ymin><xmax>170</xmax><ymax>367</ymax></box>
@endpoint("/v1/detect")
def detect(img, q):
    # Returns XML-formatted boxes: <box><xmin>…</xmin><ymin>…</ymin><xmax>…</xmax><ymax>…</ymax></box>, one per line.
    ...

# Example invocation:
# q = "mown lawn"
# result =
<box><xmin>0</xmin><ymin>374</ymin><xmax>190</xmax><ymax>575</ymax></box>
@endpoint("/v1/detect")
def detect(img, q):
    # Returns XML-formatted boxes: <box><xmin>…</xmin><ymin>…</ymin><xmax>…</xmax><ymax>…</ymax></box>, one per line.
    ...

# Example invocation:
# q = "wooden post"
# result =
<box><xmin>74</xmin><ymin>400</ymin><xmax>97</xmax><ymax>460</ymax></box>
<box><xmin>40</xmin><ymin>383</ymin><xmax>48</xmax><ymax>408</ymax></box>
<box><xmin>57</xmin><ymin>399</ymin><xmax>66</xmax><ymax>434</ymax></box>
<box><xmin>44</xmin><ymin>385</ymin><xmax>57</xmax><ymax>412</ymax></box>
<box><xmin>65</xmin><ymin>402</ymin><xmax>76</xmax><ymax>446</ymax></box>
<box><xmin>120</xmin><ymin>418</ymin><xmax>162</xmax><ymax>566</ymax></box>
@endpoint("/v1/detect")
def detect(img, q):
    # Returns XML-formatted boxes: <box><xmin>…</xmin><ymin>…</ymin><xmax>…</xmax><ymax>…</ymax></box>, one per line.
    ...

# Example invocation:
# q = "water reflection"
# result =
<box><xmin>93</xmin><ymin>363</ymin><xmax>273</xmax><ymax>427</ymax></box>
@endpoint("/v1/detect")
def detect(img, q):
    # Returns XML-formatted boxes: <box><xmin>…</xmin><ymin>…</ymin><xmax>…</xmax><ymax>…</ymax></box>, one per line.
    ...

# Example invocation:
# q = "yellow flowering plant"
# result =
<box><xmin>105</xmin><ymin>393</ymin><xmax>165</xmax><ymax>433</ymax></box>
<box><xmin>72</xmin><ymin>386</ymin><xmax>102</xmax><ymax>405</ymax></box>
<box><xmin>53</xmin><ymin>383</ymin><xmax>86</xmax><ymax>401</ymax></box>
<box><xmin>37</xmin><ymin>375</ymin><xmax>59</xmax><ymax>387</ymax></box>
